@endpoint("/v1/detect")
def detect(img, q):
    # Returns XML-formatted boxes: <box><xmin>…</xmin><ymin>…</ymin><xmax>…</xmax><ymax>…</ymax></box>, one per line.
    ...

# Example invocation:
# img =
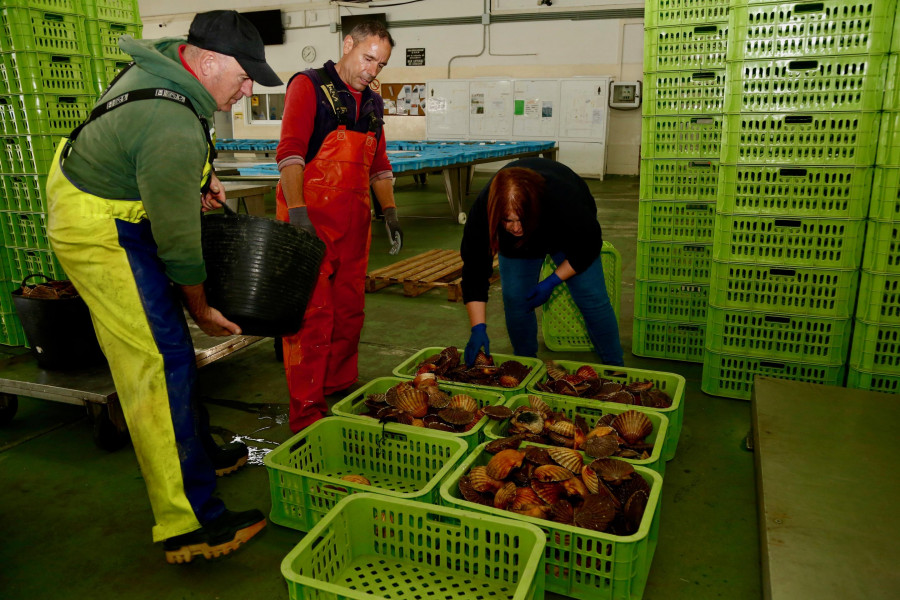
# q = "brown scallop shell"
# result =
<box><xmin>386</xmin><ymin>381</ymin><xmax>415</xmax><ymax>405</ymax></box>
<box><xmin>547</xmin><ymin>420</ymin><xmax>576</xmax><ymax>439</ymax></box>
<box><xmin>468</xmin><ymin>466</ymin><xmax>503</xmax><ymax>493</ymax></box>
<box><xmin>461</xmin><ymin>409</ymin><xmax>485</xmax><ymax>431</ymax></box>
<box><xmin>424</xmin><ymin>387</ymin><xmax>452</xmax><ymax>409</ymax></box>
<box><xmin>581</xmin><ymin>465</ymin><xmax>600</xmax><ymax>495</ymax></box>
<box><xmin>576</xmin><ymin>365</ymin><xmax>599</xmax><ymax>380</ymax></box>
<box><xmin>533</xmin><ymin>464</ymin><xmax>574</xmax><ymax>483</ymax></box>
<box><xmin>367</xmin><ymin>392</ymin><xmax>388</xmax><ymax>404</ymax></box>
<box><xmin>485</xmin><ymin>449</ymin><xmax>525</xmax><ymax>480</ymax></box>
<box><xmin>449</xmin><ymin>394</ymin><xmax>479</xmax><ymax>413</ymax></box>
<box><xmin>544</xmin><ymin>362</ymin><xmax>568</xmax><ymax>381</ymax></box>
<box><xmin>612</xmin><ymin>410</ymin><xmax>653</xmax><ymax>445</ymax></box>
<box><xmin>574</xmin><ymin>415</ymin><xmax>591</xmax><ymax>435</ymax></box>
<box><xmin>574</xmin><ymin>494</ymin><xmax>617</xmax><ymax>531</ymax></box>
<box><xmin>527</xmin><ymin>395</ymin><xmax>552</xmax><ymax>416</ymax></box>
<box><xmin>547</xmin><ymin>447</ymin><xmax>584</xmax><ymax>473</ymax></box>
<box><xmin>499</xmin><ymin>360</ymin><xmax>531</xmax><ymax>381</ymax></box>
<box><xmin>412</xmin><ymin>372</ymin><xmax>438</xmax><ymax>389</ymax></box>
<box><xmin>393</xmin><ymin>389</ymin><xmax>429</xmax><ymax>418</ymax></box>
<box><xmin>591</xmin><ymin>458</ymin><xmax>635</xmax><ymax>485</ymax></box>
<box><xmin>483</xmin><ymin>405</ymin><xmax>514</xmax><ymax>420</ymax></box>
<box><xmin>524</xmin><ymin>446</ymin><xmax>554</xmax><ymax>466</ymax></box>
<box><xmin>531</xmin><ymin>479</ymin><xmax>565</xmax><ymax>505</ymax></box>
<box><xmin>458</xmin><ymin>475</ymin><xmax>493</xmax><ymax>506</ymax></box>
<box><xmin>624</xmin><ymin>489</ymin><xmax>649</xmax><ymax>532</ymax></box>
<box><xmin>365</xmin><ymin>396</ymin><xmax>386</xmax><ymax>411</ymax></box>
<box><xmin>548</xmin><ymin>431</ymin><xmax>576</xmax><ymax>448</ymax></box>
<box><xmin>427</xmin><ymin>421</ymin><xmax>457</xmax><ymax>433</ymax></box>
<box><xmin>510</xmin><ymin>410</ymin><xmax>545</xmax><ymax>435</ymax></box>
<box><xmin>596</xmin><ymin>413</ymin><xmax>617</xmax><ymax>427</ymax></box>
<box><xmin>583</xmin><ymin>434</ymin><xmax>620</xmax><ymax>459</ymax></box>
<box><xmin>613</xmin><ymin>474</ymin><xmax>651</xmax><ymax>506</ymax></box>
<box><xmin>473</xmin><ymin>350</ymin><xmax>494</xmax><ymax>366</ymax></box>
<box><xmin>547</xmin><ymin>379</ymin><xmax>580</xmax><ymax>396</ymax></box>
<box><xmin>599</xmin><ymin>381</ymin><xmax>624</xmax><ymax>395</ymax></box>
<box><xmin>497</xmin><ymin>375</ymin><xmax>519</xmax><ymax>388</ymax></box>
<box><xmin>642</xmin><ymin>388</ymin><xmax>673</xmax><ymax>408</ymax></box>
<box><xmin>439</xmin><ymin>407</ymin><xmax>475</xmax><ymax>426</ymax></box>
<box><xmin>494</xmin><ymin>481</ymin><xmax>518</xmax><ymax>509</ymax></box>
<box><xmin>548</xmin><ymin>499</ymin><xmax>575</xmax><ymax>524</ymax></box>
<box><xmin>485</xmin><ymin>434</ymin><xmax>525</xmax><ymax>454</ymax></box>
<box><xmin>340</xmin><ymin>474</ymin><xmax>371</xmax><ymax>486</ymax></box>
<box><xmin>608</xmin><ymin>390</ymin><xmax>637</xmax><ymax>405</ymax></box>
<box><xmin>626</xmin><ymin>380</ymin><xmax>655</xmax><ymax>393</ymax></box>
<box><xmin>561</xmin><ymin>475</ymin><xmax>589</xmax><ymax>498</ymax></box>
<box><xmin>510</xmin><ymin>505</ymin><xmax>550</xmax><ymax>519</ymax></box>
<box><xmin>511</xmin><ymin>486</ymin><xmax>544</xmax><ymax>511</ymax></box>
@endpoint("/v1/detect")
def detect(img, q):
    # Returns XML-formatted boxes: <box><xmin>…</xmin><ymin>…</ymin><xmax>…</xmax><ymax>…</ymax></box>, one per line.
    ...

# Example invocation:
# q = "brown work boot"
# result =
<box><xmin>163</xmin><ymin>509</ymin><xmax>266</xmax><ymax>564</ymax></box>
<box><xmin>210</xmin><ymin>441</ymin><xmax>249</xmax><ymax>477</ymax></box>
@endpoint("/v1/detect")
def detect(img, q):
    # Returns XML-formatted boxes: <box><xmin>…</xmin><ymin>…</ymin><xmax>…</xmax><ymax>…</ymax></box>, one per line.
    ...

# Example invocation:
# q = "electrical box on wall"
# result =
<box><xmin>609</xmin><ymin>81</ymin><xmax>641</xmax><ymax>109</ymax></box>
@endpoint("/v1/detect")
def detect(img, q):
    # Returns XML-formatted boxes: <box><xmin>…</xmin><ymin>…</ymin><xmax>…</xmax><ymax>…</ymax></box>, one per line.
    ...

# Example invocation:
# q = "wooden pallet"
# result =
<box><xmin>365</xmin><ymin>249</ymin><xmax>499</xmax><ymax>301</ymax></box>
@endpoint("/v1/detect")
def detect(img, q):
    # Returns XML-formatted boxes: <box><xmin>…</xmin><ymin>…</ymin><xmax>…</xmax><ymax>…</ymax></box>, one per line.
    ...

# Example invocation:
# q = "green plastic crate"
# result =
<box><xmin>848</xmin><ymin>319</ymin><xmax>900</xmax><ymax>373</ymax></box>
<box><xmin>721</xmin><ymin>112</ymin><xmax>881</xmax><ymax>166</ymax></box>
<box><xmin>708</xmin><ymin>260</ymin><xmax>859</xmax><ymax>318</ymax></box>
<box><xmin>0</xmin><ymin>174</ymin><xmax>47</xmax><ymax>212</ymax></box>
<box><xmin>282</xmin><ymin>493</ymin><xmax>546</xmax><ymax>600</ymax></box>
<box><xmin>638</xmin><ymin>200</ymin><xmax>716</xmax><ymax>243</ymax></box>
<box><xmin>0</xmin><ymin>278</ymin><xmax>18</xmax><ymax>314</ymax></box>
<box><xmin>636</xmin><ymin>240</ymin><xmax>712</xmax><ymax>283</ymax></box>
<box><xmin>0</xmin><ymin>51</ymin><xmax>94</xmax><ymax>95</ymax></box>
<box><xmin>644</xmin><ymin>23</ymin><xmax>729</xmax><ymax>72</ymax></box>
<box><xmin>846</xmin><ymin>366</ymin><xmax>900</xmax><ymax>394</ymax></box>
<box><xmin>876</xmin><ymin>55</ymin><xmax>899</xmax><ymax>111</ymax></box>
<box><xmin>330</xmin><ymin>376</ymin><xmax>505</xmax><ymax>451</ymax></box>
<box><xmin>84</xmin><ymin>0</ymin><xmax>141</xmax><ymax>23</ymax></box>
<box><xmin>861</xmin><ymin>220</ymin><xmax>900</xmax><ymax>272</ymax></box>
<box><xmin>483</xmin><ymin>393</ymin><xmax>668</xmax><ymax>477</ymax></box>
<box><xmin>877</xmin><ymin>111</ymin><xmax>900</xmax><ymax>167</ymax></box>
<box><xmin>0</xmin><ymin>7</ymin><xmax>88</xmax><ymax>55</ymax></box>
<box><xmin>264</xmin><ymin>416</ymin><xmax>468</xmax><ymax>533</ymax></box>
<box><xmin>0</xmin><ymin>135</ymin><xmax>59</xmax><ymax>175</ymax></box>
<box><xmin>855</xmin><ymin>270</ymin><xmax>900</xmax><ymax>326</ymax></box>
<box><xmin>632</xmin><ymin>317</ymin><xmax>705</xmax><ymax>363</ymax></box>
<box><xmin>727</xmin><ymin>0</ymin><xmax>896</xmax><ymax>60</ymax></box>
<box><xmin>0</xmin><ymin>211</ymin><xmax>48</xmax><ymax>249</ymax></box>
<box><xmin>85</xmin><ymin>19</ymin><xmax>141</xmax><ymax>61</ymax></box>
<box><xmin>868</xmin><ymin>167</ymin><xmax>900</xmax><ymax>220</ymax></box>
<box><xmin>392</xmin><ymin>347</ymin><xmax>545</xmax><ymax>399</ymax></box>
<box><xmin>643</xmin><ymin>69</ymin><xmax>726</xmax><ymax>116</ymax></box>
<box><xmin>3</xmin><ymin>247</ymin><xmax>65</xmax><ymax>282</ymax></box>
<box><xmin>0</xmin><ymin>309</ymin><xmax>25</xmax><ymax>346</ymax></box>
<box><xmin>0</xmin><ymin>94</ymin><xmax>93</xmax><ymax>137</ymax></box>
<box><xmin>718</xmin><ymin>164</ymin><xmax>873</xmax><ymax>219</ymax></box>
<box><xmin>701</xmin><ymin>349</ymin><xmax>847</xmax><ymax>400</ymax></box>
<box><xmin>539</xmin><ymin>242</ymin><xmax>620</xmax><ymax>352</ymax></box>
<box><xmin>705</xmin><ymin>306</ymin><xmax>852</xmax><ymax>365</ymax></box>
<box><xmin>441</xmin><ymin>441</ymin><xmax>662</xmax><ymax>600</ymax></box>
<box><xmin>91</xmin><ymin>57</ymin><xmax>131</xmax><ymax>96</ymax></box>
<box><xmin>725</xmin><ymin>55</ymin><xmax>888</xmax><ymax>114</ymax></box>
<box><xmin>712</xmin><ymin>214</ymin><xmax>866</xmax><ymax>269</ymax></box>
<box><xmin>634</xmin><ymin>279</ymin><xmax>708</xmax><ymax>323</ymax></box>
<box><xmin>644</xmin><ymin>0</ymin><xmax>730</xmax><ymax>27</ymax></box>
<box><xmin>640</xmin><ymin>115</ymin><xmax>723</xmax><ymax>159</ymax></box>
<box><xmin>639</xmin><ymin>159</ymin><xmax>720</xmax><ymax>202</ymax></box>
<box><xmin>527</xmin><ymin>359</ymin><xmax>685</xmax><ymax>461</ymax></box>
<box><xmin>895</xmin><ymin>3</ymin><xmax>900</xmax><ymax>53</ymax></box>
<box><xmin>0</xmin><ymin>1</ymin><xmax>83</xmax><ymax>14</ymax></box>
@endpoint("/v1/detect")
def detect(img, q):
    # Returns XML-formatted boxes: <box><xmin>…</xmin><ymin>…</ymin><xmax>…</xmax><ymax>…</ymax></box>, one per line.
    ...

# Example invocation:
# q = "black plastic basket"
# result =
<box><xmin>201</xmin><ymin>207</ymin><xmax>325</xmax><ymax>337</ymax></box>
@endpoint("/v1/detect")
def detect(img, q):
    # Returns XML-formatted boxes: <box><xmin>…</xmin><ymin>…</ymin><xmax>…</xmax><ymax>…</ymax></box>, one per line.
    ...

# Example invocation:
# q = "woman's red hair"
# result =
<box><xmin>486</xmin><ymin>167</ymin><xmax>545</xmax><ymax>254</ymax></box>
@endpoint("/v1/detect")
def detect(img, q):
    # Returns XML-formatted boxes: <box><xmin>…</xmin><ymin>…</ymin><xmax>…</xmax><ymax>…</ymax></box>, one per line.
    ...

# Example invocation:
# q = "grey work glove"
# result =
<box><xmin>288</xmin><ymin>206</ymin><xmax>317</xmax><ymax>237</ymax></box>
<box><xmin>383</xmin><ymin>206</ymin><xmax>403</xmax><ymax>255</ymax></box>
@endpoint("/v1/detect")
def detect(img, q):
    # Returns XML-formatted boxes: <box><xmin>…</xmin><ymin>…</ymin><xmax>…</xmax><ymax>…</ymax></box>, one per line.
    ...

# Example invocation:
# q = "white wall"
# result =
<box><xmin>138</xmin><ymin>0</ymin><xmax>644</xmax><ymax>174</ymax></box>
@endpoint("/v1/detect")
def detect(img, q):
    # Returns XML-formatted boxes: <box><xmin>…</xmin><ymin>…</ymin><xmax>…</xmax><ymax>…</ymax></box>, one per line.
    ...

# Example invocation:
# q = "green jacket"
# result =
<box><xmin>62</xmin><ymin>36</ymin><xmax>217</xmax><ymax>285</ymax></box>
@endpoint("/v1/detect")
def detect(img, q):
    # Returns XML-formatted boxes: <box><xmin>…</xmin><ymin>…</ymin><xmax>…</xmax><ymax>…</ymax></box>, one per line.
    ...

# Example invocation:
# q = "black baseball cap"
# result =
<box><xmin>188</xmin><ymin>10</ymin><xmax>283</xmax><ymax>87</ymax></box>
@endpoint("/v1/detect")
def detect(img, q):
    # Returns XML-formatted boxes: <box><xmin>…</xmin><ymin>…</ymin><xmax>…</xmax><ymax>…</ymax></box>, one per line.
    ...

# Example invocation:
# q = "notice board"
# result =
<box><xmin>382</xmin><ymin>82</ymin><xmax>426</xmax><ymax>116</ymax></box>
<box><xmin>425</xmin><ymin>80</ymin><xmax>469</xmax><ymax>138</ymax></box>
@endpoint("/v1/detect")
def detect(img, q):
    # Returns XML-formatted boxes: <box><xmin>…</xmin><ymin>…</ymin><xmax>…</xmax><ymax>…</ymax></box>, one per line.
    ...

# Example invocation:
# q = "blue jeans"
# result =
<box><xmin>499</xmin><ymin>251</ymin><xmax>625</xmax><ymax>366</ymax></box>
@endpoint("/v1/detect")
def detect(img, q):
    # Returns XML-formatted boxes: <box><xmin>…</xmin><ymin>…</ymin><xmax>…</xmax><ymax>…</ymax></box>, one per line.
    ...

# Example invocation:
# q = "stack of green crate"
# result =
<box><xmin>847</xmin><ymin>13</ymin><xmax>900</xmax><ymax>393</ymax></box>
<box><xmin>702</xmin><ymin>0</ymin><xmax>897</xmax><ymax>399</ymax></box>
<box><xmin>634</xmin><ymin>0</ymin><xmax>730</xmax><ymax>362</ymax></box>
<box><xmin>85</xmin><ymin>0</ymin><xmax>141</xmax><ymax>94</ymax></box>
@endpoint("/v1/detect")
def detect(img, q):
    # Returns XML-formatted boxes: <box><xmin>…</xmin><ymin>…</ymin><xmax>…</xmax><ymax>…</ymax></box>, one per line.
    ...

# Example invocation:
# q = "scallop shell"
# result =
<box><xmin>574</xmin><ymin>494</ymin><xmax>617</xmax><ymax>531</ymax></box>
<box><xmin>494</xmin><ymin>481</ymin><xmax>518</xmax><ymax>509</ymax></box>
<box><xmin>468</xmin><ymin>466</ymin><xmax>503</xmax><ymax>493</ymax></box>
<box><xmin>458</xmin><ymin>475</ymin><xmax>492</xmax><ymax>506</ymax></box>
<box><xmin>574</xmin><ymin>415</ymin><xmax>591</xmax><ymax>435</ymax></box>
<box><xmin>585</xmin><ymin>425</ymin><xmax>617</xmax><ymax>440</ymax></box>
<box><xmin>583</xmin><ymin>434</ymin><xmax>620</xmax><ymax>459</ymax></box>
<box><xmin>561</xmin><ymin>475</ymin><xmax>589</xmax><ymax>498</ymax></box>
<box><xmin>527</xmin><ymin>395</ymin><xmax>552</xmax><ymax>416</ymax></box>
<box><xmin>626</xmin><ymin>380</ymin><xmax>654</xmax><ymax>393</ymax></box>
<box><xmin>524</xmin><ymin>446</ymin><xmax>554</xmax><ymax>466</ymax></box>
<box><xmin>439</xmin><ymin>407</ymin><xmax>475</xmax><ymax>425</ymax></box>
<box><xmin>426</xmin><ymin>421</ymin><xmax>457</xmax><ymax>433</ymax></box>
<box><xmin>393</xmin><ymin>389</ymin><xmax>429</xmax><ymax>418</ymax></box>
<box><xmin>547</xmin><ymin>379</ymin><xmax>579</xmax><ymax>396</ymax></box>
<box><xmin>599</xmin><ymin>381</ymin><xmax>624</xmax><ymax>395</ymax></box>
<box><xmin>533</xmin><ymin>464</ymin><xmax>574</xmax><ymax>483</ymax></box>
<box><xmin>596</xmin><ymin>413</ymin><xmax>617</xmax><ymax>427</ymax></box>
<box><xmin>509</xmin><ymin>461</ymin><xmax>534</xmax><ymax>486</ymax></box>
<box><xmin>485</xmin><ymin>449</ymin><xmax>525</xmax><ymax>480</ymax></box>
<box><xmin>608</xmin><ymin>390</ymin><xmax>636</xmax><ymax>405</ymax></box>
<box><xmin>544</xmin><ymin>362</ymin><xmax>568</xmax><ymax>381</ymax></box>
<box><xmin>461</xmin><ymin>409</ymin><xmax>485</xmax><ymax>431</ymax></box>
<box><xmin>613</xmin><ymin>473</ymin><xmax>651</xmax><ymax>506</ymax></box>
<box><xmin>385</xmin><ymin>381</ymin><xmax>415</xmax><ymax>405</ymax></box>
<box><xmin>509</xmin><ymin>410</ymin><xmax>545</xmax><ymax>435</ymax></box>
<box><xmin>499</xmin><ymin>360</ymin><xmax>531</xmax><ymax>380</ymax></box>
<box><xmin>549</xmin><ymin>499</ymin><xmax>575</xmax><ymax>524</ymax></box>
<box><xmin>367</xmin><ymin>392</ymin><xmax>388</xmax><ymax>404</ymax></box>
<box><xmin>412</xmin><ymin>371</ymin><xmax>438</xmax><ymax>389</ymax></box>
<box><xmin>548</xmin><ymin>431</ymin><xmax>576</xmax><ymax>448</ymax></box>
<box><xmin>473</xmin><ymin>350</ymin><xmax>494</xmax><ymax>366</ymax></box>
<box><xmin>575</xmin><ymin>365</ymin><xmax>599</xmax><ymax>380</ymax></box>
<box><xmin>612</xmin><ymin>410</ymin><xmax>653</xmax><ymax>445</ymax></box>
<box><xmin>547</xmin><ymin>447</ymin><xmax>583</xmax><ymax>473</ymax></box>
<box><xmin>424</xmin><ymin>387</ymin><xmax>452</xmax><ymax>409</ymax></box>
<box><xmin>449</xmin><ymin>394</ymin><xmax>479</xmax><ymax>413</ymax></box>
<box><xmin>581</xmin><ymin>465</ymin><xmax>600</xmax><ymax>495</ymax></box>
<box><xmin>591</xmin><ymin>458</ymin><xmax>635</xmax><ymax>485</ymax></box>
<box><xmin>511</xmin><ymin>487</ymin><xmax>544</xmax><ymax>511</ymax></box>
<box><xmin>364</xmin><ymin>396</ymin><xmax>386</xmax><ymax>411</ymax></box>
<box><xmin>531</xmin><ymin>479</ymin><xmax>565</xmax><ymax>505</ymax></box>
<box><xmin>624</xmin><ymin>489</ymin><xmax>649</xmax><ymax>533</ymax></box>
<box><xmin>498</xmin><ymin>375</ymin><xmax>520</xmax><ymax>388</ymax></box>
<box><xmin>547</xmin><ymin>420</ymin><xmax>576</xmax><ymax>439</ymax></box>
<box><xmin>485</xmin><ymin>434</ymin><xmax>525</xmax><ymax>454</ymax></box>
<box><xmin>482</xmin><ymin>405</ymin><xmax>513</xmax><ymax>420</ymax></box>
<box><xmin>510</xmin><ymin>505</ymin><xmax>550</xmax><ymax>518</ymax></box>
<box><xmin>340</xmin><ymin>474</ymin><xmax>370</xmax><ymax>486</ymax></box>
<box><xmin>642</xmin><ymin>388</ymin><xmax>673</xmax><ymax>409</ymax></box>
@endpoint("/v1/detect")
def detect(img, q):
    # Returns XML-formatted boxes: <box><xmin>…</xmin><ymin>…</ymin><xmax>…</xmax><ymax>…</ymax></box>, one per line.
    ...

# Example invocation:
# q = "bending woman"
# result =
<box><xmin>459</xmin><ymin>157</ymin><xmax>624</xmax><ymax>367</ymax></box>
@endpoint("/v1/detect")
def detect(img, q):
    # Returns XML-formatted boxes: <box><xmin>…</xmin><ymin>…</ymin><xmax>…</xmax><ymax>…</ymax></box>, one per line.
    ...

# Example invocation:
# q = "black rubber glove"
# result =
<box><xmin>383</xmin><ymin>206</ymin><xmax>403</xmax><ymax>255</ymax></box>
<box><xmin>288</xmin><ymin>206</ymin><xmax>316</xmax><ymax>236</ymax></box>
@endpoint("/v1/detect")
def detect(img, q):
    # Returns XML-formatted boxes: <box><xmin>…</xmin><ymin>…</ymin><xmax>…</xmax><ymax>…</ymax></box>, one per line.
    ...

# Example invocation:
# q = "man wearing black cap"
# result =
<box><xmin>45</xmin><ymin>10</ymin><xmax>281</xmax><ymax>563</ymax></box>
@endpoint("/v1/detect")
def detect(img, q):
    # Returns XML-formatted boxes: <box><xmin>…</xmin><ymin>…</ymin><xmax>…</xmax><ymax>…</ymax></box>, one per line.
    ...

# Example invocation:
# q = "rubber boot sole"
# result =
<box><xmin>215</xmin><ymin>454</ymin><xmax>248</xmax><ymax>477</ymax></box>
<box><xmin>164</xmin><ymin>518</ymin><xmax>266</xmax><ymax>564</ymax></box>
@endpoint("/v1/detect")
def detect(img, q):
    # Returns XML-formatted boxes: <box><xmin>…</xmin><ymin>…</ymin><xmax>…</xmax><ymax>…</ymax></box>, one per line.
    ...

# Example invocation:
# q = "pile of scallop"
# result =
<box><xmin>457</xmin><ymin>435</ymin><xmax>650</xmax><ymax>535</ymax></box>
<box><xmin>414</xmin><ymin>346</ymin><xmax>533</xmax><ymax>388</ymax></box>
<box><xmin>533</xmin><ymin>362</ymin><xmax>673</xmax><ymax>409</ymax></box>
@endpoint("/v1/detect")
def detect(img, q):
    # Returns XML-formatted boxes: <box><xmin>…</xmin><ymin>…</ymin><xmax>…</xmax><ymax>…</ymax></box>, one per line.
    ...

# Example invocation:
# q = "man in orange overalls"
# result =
<box><xmin>275</xmin><ymin>21</ymin><xmax>402</xmax><ymax>432</ymax></box>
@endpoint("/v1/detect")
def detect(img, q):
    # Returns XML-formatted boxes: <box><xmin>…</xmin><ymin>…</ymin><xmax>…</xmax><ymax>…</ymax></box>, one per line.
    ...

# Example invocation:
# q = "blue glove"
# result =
<box><xmin>465</xmin><ymin>323</ymin><xmax>490</xmax><ymax>367</ymax></box>
<box><xmin>526</xmin><ymin>272</ymin><xmax>562</xmax><ymax>310</ymax></box>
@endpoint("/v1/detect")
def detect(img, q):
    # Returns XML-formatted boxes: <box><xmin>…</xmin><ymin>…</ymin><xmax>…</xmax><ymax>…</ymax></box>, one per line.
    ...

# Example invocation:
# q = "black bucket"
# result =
<box><xmin>201</xmin><ymin>207</ymin><xmax>326</xmax><ymax>337</ymax></box>
<box><xmin>11</xmin><ymin>274</ymin><xmax>105</xmax><ymax>370</ymax></box>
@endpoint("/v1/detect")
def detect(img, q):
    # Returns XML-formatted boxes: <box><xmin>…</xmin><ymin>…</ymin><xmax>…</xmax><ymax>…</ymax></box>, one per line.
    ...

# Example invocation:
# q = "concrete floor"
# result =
<box><xmin>0</xmin><ymin>173</ymin><xmax>760</xmax><ymax>599</ymax></box>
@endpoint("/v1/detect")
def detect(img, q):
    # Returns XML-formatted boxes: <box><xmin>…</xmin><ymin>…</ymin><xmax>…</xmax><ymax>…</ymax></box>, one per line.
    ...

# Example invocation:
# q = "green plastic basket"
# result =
<box><xmin>718</xmin><ymin>164</ymin><xmax>873</xmax><ymax>219</ymax></box>
<box><xmin>0</xmin><ymin>309</ymin><xmax>25</xmax><ymax>346</ymax></box>
<box><xmin>0</xmin><ymin>0</ymin><xmax>83</xmax><ymax>14</ymax></box>
<box><xmin>91</xmin><ymin>57</ymin><xmax>131</xmax><ymax>96</ymax></box>
<box><xmin>3</xmin><ymin>247</ymin><xmax>65</xmax><ymax>282</ymax></box>
<box><xmin>885</xmin><ymin>55</ymin><xmax>899</xmax><ymax>111</ymax></box>
<box><xmin>855</xmin><ymin>270</ymin><xmax>900</xmax><ymax>325</ymax></box>
<box><xmin>635</xmin><ymin>240</ymin><xmax>712</xmax><ymax>283</ymax></box>
<box><xmin>701</xmin><ymin>349</ymin><xmax>847</xmax><ymax>401</ymax></box>
<box><xmin>725</xmin><ymin>55</ymin><xmax>888</xmax><ymax>113</ymax></box>
<box><xmin>0</xmin><ymin>211</ymin><xmax>49</xmax><ymax>250</ymax></box>
<box><xmin>868</xmin><ymin>167</ymin><xmax>900</xmax><ymax>220</ymax></box>
<box><xmin>861</xmin><ymin>220</ymin><xmax>900</xmax><ymax>272</ymax></box>
<box><xmin>282</xmin><ymin>493</ymin><xmax>547</xmax><ymax>600</ymax></box>
<box><xmin>330</xmin><ymin>376</ymin><xmax>505</xmax><ymax>451</ymax></box>
<box><xmin>0</xmin><ymin>135</ymin><xmax>60</xmax><ymax>175</ymax></box>
<box><xmin>85</xmin><ymin>19</ymin><xmax>141</xmax><ymax>61</ymax></box>
<box><xmin>0</xmin><ymin>93</ymin><xmax>93</xmax><ymax>136</ymax></box>
<box><xmin>634</xmin><ymin>279</ymin><xmax>708</xmax><ymax>323</ymax></box>
<box><xmin>527</xmin><ymin>359</ymin><xmax>685</xmax><ymax>461</ymax></box>
<box><xmin>644</xmin><ymin>0</ymin><xmax>730</xmax><ymax>27</ymax></box>
<box><xmin>639</xmin><ymin>159</ymin><xmax>721</xmax><ymax>202</ymax></box>
<box><xmin>708</xmin><ymin>260</ymin><xmax>859</xmax><ymax>318</ymax></box>
<box><xmin>846</xmin><ymin>366</ymin><xmax>900</xmax><ymax>394</ymax></box>
<box><xmin>83</xmin><ymin>0</ymin><xmax>141</xmax><ymax>23</ymax></box>
<box><xmin>644</xmin><ymin>23</ymin><xmax>729</xmax><ymax>72</ymax></box>
<box><xmin>638</xmin><ymin>200</ymin><xmax>716</xmax><ymax>243</ymax></box>
<box><xmin>632</xmin><ymin>318</ymin><xmax>705</xmax><ymax>363</ymax></box>
<box><xmin>483</xmin><ymin>393</ymin><xmax>668</xmax><ymax>477</ymax></box>
<box><xmin>705</xmin><ymin>306</ymin><xmax>852</xmax><ymax>365</ymax></box>
<box><xmin>264</xmin><ymin>416</ymin><xmax>468</xmax><ymax>533</ymax></box>
<box><xmin>727</xmin><ymin>1</ymin><xmax>896</xmax><ymax>60</ymax></box>
<box><xmin>539</xmin><ymin>242</ymin><xmax>620</xmax><ymax>352</ymax></box>
<box><xmin>877</xmin><ymin>111</ymin><xmax>900</xmax><ymax>167</ymax></box>
<box><xmin>721</xmin><ymin>112</ymin><xmax>881</xmax><ymax>166</ymax></box>
<box><xmin>643</xmin><ymin>69</ymin><xmax>726</xmax><ymax>116</ymax></box>
<box><xmin>0</xmin><ymin>174</ymin><xmax>47</xmax><ymax>212</ymax></box>
<box><xmin>640</xmin><ymin>115</ymin><xmax>723</xmax><ymax>159</ymax></box>
<box><xmin>441</xmin><ymin>441</ymin><xmax>663</xmax><ymax>600</ymax></box>
<box><xmin>0</xmin><ymin>51</ymin><xmax>94</xmax><ymax>95</ymax></box>
<box><xmin>848</xmin><ymin>319</ymin><xmax>900</xmax><ymax>373</ymax></box>
<box><xmin>392</xmin><ymin>347</ymin><xmax>545</xmax><ymax>399</ymax></box>
<box><xmin>712</xmin><ymin>214</ymin><xmax>866</xmax><ymax>270</ymax></box>
<box><xmin>0</xmin><ymin>7</ymin><xmax>88</xmax><ymax>55</ymax></box>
